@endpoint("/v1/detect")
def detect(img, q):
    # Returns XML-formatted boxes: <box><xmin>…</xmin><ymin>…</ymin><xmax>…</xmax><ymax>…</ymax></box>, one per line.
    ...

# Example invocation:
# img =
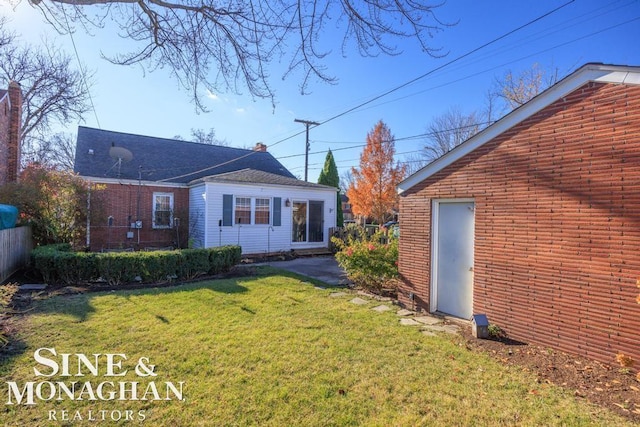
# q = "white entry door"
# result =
<box><xmin>432</xmin><ymin>200</ymin><xmax>475</xmax><ymax>319</ymax></box>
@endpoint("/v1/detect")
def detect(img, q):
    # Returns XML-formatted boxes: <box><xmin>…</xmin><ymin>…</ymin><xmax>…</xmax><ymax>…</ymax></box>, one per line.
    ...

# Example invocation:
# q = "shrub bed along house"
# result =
<box><xmin>31</xmin><ymin>244</ymin><xmax>242</xmax><ymax>286</ymax></box>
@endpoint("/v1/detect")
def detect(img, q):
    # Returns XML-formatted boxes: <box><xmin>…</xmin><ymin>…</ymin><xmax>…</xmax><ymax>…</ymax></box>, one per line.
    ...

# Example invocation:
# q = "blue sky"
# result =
<box><xmin>3</xmin><ymin>0</ymin><xmax>639</xmax><ymax>182</ymax></box>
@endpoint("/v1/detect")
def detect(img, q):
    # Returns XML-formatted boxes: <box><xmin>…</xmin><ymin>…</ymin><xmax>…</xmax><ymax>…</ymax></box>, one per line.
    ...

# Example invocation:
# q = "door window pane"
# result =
<box><xmin>309</xmin><ymin>201</ymin><xmax>324</xmax><ymax>242</ymax></box>
<box><xmin>292</xmin><ymin>201</ymin><xmax>307</xmax><ymax>242</ymax></box>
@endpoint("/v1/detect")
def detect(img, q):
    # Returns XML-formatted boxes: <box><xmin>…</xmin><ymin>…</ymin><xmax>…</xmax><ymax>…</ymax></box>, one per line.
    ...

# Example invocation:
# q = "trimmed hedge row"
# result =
<box><xmin>31</xmin><ymin>244</ymin><xmax>242</xmax><ymax>286</ymax></box>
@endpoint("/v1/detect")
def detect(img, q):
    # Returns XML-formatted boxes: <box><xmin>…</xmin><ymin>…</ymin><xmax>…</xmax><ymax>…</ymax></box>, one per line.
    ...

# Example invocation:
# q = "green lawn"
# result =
<box><xmin>0</xmin><ymin>269</ymin><xmax>631</xmax><ymax>426</ymax></box>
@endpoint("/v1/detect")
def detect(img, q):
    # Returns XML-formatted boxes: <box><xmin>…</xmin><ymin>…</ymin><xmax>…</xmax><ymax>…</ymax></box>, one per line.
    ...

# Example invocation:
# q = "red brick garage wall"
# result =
<box><xmin>398</xmin><ymin>82</ymin><xmax>640</xmax><ymax>365</ymax></box>
<box><xmin>89</xmin><ymin>182</ymin><xmax>189</xmax><ymax>251</ymax></box>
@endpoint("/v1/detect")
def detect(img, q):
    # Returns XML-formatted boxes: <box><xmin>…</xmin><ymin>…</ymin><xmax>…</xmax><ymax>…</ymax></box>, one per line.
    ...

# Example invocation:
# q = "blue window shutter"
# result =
<box><xmin>223</xmin><ymin>194</ymin><xmax>233</xmax><ymax>226</ymax></box>
<box><xmin>273</xmin><ymin>197</ymin><xmax>281</xmax><ymax>227</ymax></box>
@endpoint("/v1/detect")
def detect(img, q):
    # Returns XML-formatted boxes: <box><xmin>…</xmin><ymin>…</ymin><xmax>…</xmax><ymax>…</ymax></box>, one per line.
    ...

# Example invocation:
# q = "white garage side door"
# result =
<box><xmin>432</xmin><ymin>200</ymin><xmax>475</xmax><ymax>319</ymax></box>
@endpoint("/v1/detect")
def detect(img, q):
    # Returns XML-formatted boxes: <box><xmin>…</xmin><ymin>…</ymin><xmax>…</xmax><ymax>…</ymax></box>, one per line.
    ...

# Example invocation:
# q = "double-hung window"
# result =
<box><xmin>254</xmin><ymin>198</ymin><xmax>270</xmax><ymax>224</ymax></box>
<box><xmin>224</xmin><ymin>195</ymin><xmax>279</xmax><ymax>226</ymax></box>
<box><xmin>153</xmin><ymin>192</ymin><xmax>174</xmax><ymax>228</ymax></box>
<box><xmin>234</xmin><ymin>197</ymin><xmax>252</xmax><ymax>225</ymax></box>
<box><xmin>233</xmin><ymin>196</ymin><xmax>271</xmax><ymax>225</ymax></box>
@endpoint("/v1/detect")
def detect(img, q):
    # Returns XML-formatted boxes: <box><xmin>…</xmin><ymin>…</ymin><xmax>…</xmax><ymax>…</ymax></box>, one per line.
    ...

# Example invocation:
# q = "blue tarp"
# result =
<box><xmin>0</xmin><ymin>204</ymin><xmax>18</xmax><ymax>230</ymax></box>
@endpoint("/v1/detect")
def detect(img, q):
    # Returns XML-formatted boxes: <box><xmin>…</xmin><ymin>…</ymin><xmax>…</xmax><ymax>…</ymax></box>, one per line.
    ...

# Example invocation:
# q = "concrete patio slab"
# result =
<box><xmin>267</xmin><ymin>256</ymin><xmax>350</xmax><ymax>286</ymax></box>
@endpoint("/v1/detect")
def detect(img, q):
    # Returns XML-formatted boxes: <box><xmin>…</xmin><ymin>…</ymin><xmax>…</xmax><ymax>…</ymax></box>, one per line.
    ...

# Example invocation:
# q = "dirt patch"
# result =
<box><xmin>460</xmin><ymin>327</ymin><xmax>640</xmax><ymax>422</ymax></box>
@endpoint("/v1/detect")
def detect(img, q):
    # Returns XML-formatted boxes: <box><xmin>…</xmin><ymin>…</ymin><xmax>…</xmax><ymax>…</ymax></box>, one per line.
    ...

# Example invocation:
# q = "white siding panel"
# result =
<box><xmin>202</xmin><ymin>182</ymin><xmax>336</xmax><ymax>254</ymax></box>
<box><xmin>188</xmin><ymin>184</ymin><xmax>207</xmax><ymax>248</ymax></box>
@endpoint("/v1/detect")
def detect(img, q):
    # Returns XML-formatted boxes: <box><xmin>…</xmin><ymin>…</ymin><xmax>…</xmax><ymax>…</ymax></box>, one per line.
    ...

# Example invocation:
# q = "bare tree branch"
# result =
<box><xmin>26</xmin><ymin>132</ymin><xmax>77</xmax><ymax>170</ymax></box>
<box><xmin>28</xmin><ymin>0</ymin><xmax>454</xmax><ymax>110</ymax></box>
<box><xmin>0</xmin><ymin>22</ymin><xmax>92</xmax><ymax>166</ymax></box>
<box><xmin>494</xmin><ymin>62</ymin><xmax>560</xmax><ymax>110</ymax></box>
<box><xmin>422</xmin><ymin>106</ymin><xmax>480</xmax><ymax>162</ymax></box>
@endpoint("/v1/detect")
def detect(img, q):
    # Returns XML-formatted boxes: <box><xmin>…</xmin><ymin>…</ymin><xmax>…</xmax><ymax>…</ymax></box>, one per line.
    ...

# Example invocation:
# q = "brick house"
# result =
<box><xmin>397</xmin><ymin>63</ymin><xmax>640</xmax><ymax>365</ymax></box>
<box><xmin>74</xmin><ymin>127</ymin><xmax>337</xmax><ymax>253</ymax></box>
<box><xmin>341</xmin><ymin>194</ymin><xmax>354</xmax><ymax>222</ymax></box>
<box><xmin>0</xmin><ymin>81</ymin><xmax>22</xmax><ymax>185</ymax></box>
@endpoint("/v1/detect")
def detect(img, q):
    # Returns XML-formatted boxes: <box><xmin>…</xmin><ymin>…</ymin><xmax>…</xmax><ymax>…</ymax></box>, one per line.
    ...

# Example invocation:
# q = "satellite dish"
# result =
<box><xmin>106</xmin><ymin>144</ymin><xmax>134</xmax><ymax>178</ymax></box>
<box><xmin>109</xmin><ymin>145</ymin><xmax>133</xmax><ymax>163</ymax></box>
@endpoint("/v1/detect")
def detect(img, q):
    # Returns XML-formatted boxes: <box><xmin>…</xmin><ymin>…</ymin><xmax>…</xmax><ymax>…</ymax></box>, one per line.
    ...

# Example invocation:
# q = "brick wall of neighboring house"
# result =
<box><xmin>0</xmin><ymin>82</ymin><xmax>22</xmax><ymax>185</ymax></box>
<box><xmin>88</xmin><ymin>182</ymin><xmax>190</xmax><ymax>251</ymax></box>
<box><xmin>398</xmin><ymin>82</ymin><xmax>640</xmax><ymax>365</ymax></box>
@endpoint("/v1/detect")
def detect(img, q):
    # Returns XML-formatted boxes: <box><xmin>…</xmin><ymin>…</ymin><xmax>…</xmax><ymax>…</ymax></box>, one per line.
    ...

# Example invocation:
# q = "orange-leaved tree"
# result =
<box><xmin>347</xmin><ymin>120</ymin><xmax>406</xmax><ymax>224</ymax></box>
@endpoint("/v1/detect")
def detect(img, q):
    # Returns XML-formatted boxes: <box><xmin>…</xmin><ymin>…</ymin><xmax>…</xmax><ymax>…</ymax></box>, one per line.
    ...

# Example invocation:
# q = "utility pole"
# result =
<box><xmin>294</xmin><ymin>118</ymin><xmax>320</xmax><ymax>181</ymax></box>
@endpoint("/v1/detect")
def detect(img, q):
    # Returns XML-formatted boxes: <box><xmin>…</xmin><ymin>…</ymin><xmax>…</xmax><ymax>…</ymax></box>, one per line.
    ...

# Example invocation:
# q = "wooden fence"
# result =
<box><xmin>0</xmin><ymin>226</ymin><xmax>32</xmax><ymax>283</ymax></box>
<box><xmin>330</xmin><ymin>224</ymin><xmax>392</xmax><ymax>250</ymax></box>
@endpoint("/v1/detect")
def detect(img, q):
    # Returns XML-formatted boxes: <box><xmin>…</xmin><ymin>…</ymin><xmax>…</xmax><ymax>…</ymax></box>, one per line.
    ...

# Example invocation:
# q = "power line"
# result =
<box><xmin>278</xmin><ymin>121</ymin><xmax>495</xmax><ymax>160</ymax></box>
<box><xmin>151</xmin><ymin>0</ymin><xmax>576</xmax><ymax>182</ymax></box>
<box><xmin>311</xmin><ymin>0</ymin><xmax>576</xmax><ymax>128</ymax></box>
<box><xmin>61</xmin><ymin>7</ymin><xmax>101</xmax><ymax>129</ymax></box>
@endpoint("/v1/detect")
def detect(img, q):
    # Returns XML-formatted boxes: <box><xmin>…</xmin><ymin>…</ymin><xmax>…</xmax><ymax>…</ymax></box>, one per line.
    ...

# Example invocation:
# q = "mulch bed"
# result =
<box><xmin>460</xmin><ymin>327</ymin><xmax>640</xmax><ymax>422</ymax></box>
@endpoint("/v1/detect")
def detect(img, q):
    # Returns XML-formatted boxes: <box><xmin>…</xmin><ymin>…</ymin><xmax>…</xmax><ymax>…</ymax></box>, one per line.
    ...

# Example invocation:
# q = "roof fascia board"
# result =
<box><xmin>397</xmin><ymin>64</ymin><xmax>640</xmax><ymax>194</ymax></box>
<box><xmin>81</xmin><ymin>176</ymin><xmax>188</xmax><ymax>188</ymax></box>
<box><xmin>200</xmin><ymin>179</ymin><xmax>337</xmax><ymax>193</ymax></box>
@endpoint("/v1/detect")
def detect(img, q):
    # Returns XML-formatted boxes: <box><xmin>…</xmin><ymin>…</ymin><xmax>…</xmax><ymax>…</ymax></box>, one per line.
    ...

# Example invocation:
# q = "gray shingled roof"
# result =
<box><xmin>194</xmin><ymin>168</ymin><xmax>336</xmax><ymax>190</ymax></box>
<box><xmin>73</xmin><ymin>126</ymin><xmax>296</xmax><ymax>183</ymax></box>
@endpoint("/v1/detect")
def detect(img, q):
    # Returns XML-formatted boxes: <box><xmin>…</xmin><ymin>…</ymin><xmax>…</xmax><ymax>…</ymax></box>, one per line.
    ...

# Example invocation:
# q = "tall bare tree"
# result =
<box><xmin>0</xmin><ymin>22</ymin><xmax>92</xmax><ymax>165</ymax></box>
<box><xmin>173</xmin><ymin>128</ymin><xmax>228</xmax><ymax>146</ymax></box>
<box><xmin>27</xmin><ymin>0</ymin><xmax>453</xmax><ymax>110</ymax></box>
<box><xmin>29</xmin><ymin>132</ymin><xmax>77</xmax><ymax>171</ymax></box>
<box><xmin>339</xmin><ymin>169</ymin><xmax>354</xmax><ymax>195</ymax></box>
<box><xmin>495</xmin><ymin>62</ymin><xmax>559</xmax><ymax>110</ymax></box>
<box><xmin>422</xmin><ymin>106</ymin><xmax>480</xmax><ymax>163</ymax></box>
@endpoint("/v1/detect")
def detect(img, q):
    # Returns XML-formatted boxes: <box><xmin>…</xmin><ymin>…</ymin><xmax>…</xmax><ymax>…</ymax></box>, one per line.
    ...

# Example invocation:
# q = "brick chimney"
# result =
<box><xmin>253</xmin><ymin>142</ymin><xmax>267</xmax><ymax>152</ymax></box>
<box><xmin>6</xmin><ymin>81</ymin><xmax>22</xmax><ymax>183</ymax></box>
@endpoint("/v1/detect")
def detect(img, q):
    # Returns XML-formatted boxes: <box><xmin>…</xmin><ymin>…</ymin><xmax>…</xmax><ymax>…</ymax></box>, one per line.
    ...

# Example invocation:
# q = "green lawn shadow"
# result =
<box><xmin>0</xmin><ymin>277</ymin><xmax>250</xmax><ymax>370</ymax></box>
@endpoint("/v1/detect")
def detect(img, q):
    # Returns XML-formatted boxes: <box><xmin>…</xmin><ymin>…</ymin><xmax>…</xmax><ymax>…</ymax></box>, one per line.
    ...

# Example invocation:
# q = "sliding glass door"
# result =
<box><xmin>292</xmin><ymin>200</ymin><xmax>324</xmax><ymax>243</ymax></box>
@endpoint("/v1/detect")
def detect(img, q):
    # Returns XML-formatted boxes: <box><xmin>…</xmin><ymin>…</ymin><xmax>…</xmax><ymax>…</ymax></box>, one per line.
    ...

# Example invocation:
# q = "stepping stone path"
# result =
<box><xmin>396</xmin><ymin>309</ymin><xmax>414</xmax><ymax>316</ymax></box>
<box><xmin>324</xmin><ymin>289</ymin><xmax>462</xmax><ymax>336</ymax></box>
<box><xmin>395</xmin><ymin>308</ymin><xmax>461</xmax><ymax>336</ymax></box>
<box><xmin>414</xmin><ymin>316</ymin><xmax>442</xmax><ymax>325</ymax></box>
